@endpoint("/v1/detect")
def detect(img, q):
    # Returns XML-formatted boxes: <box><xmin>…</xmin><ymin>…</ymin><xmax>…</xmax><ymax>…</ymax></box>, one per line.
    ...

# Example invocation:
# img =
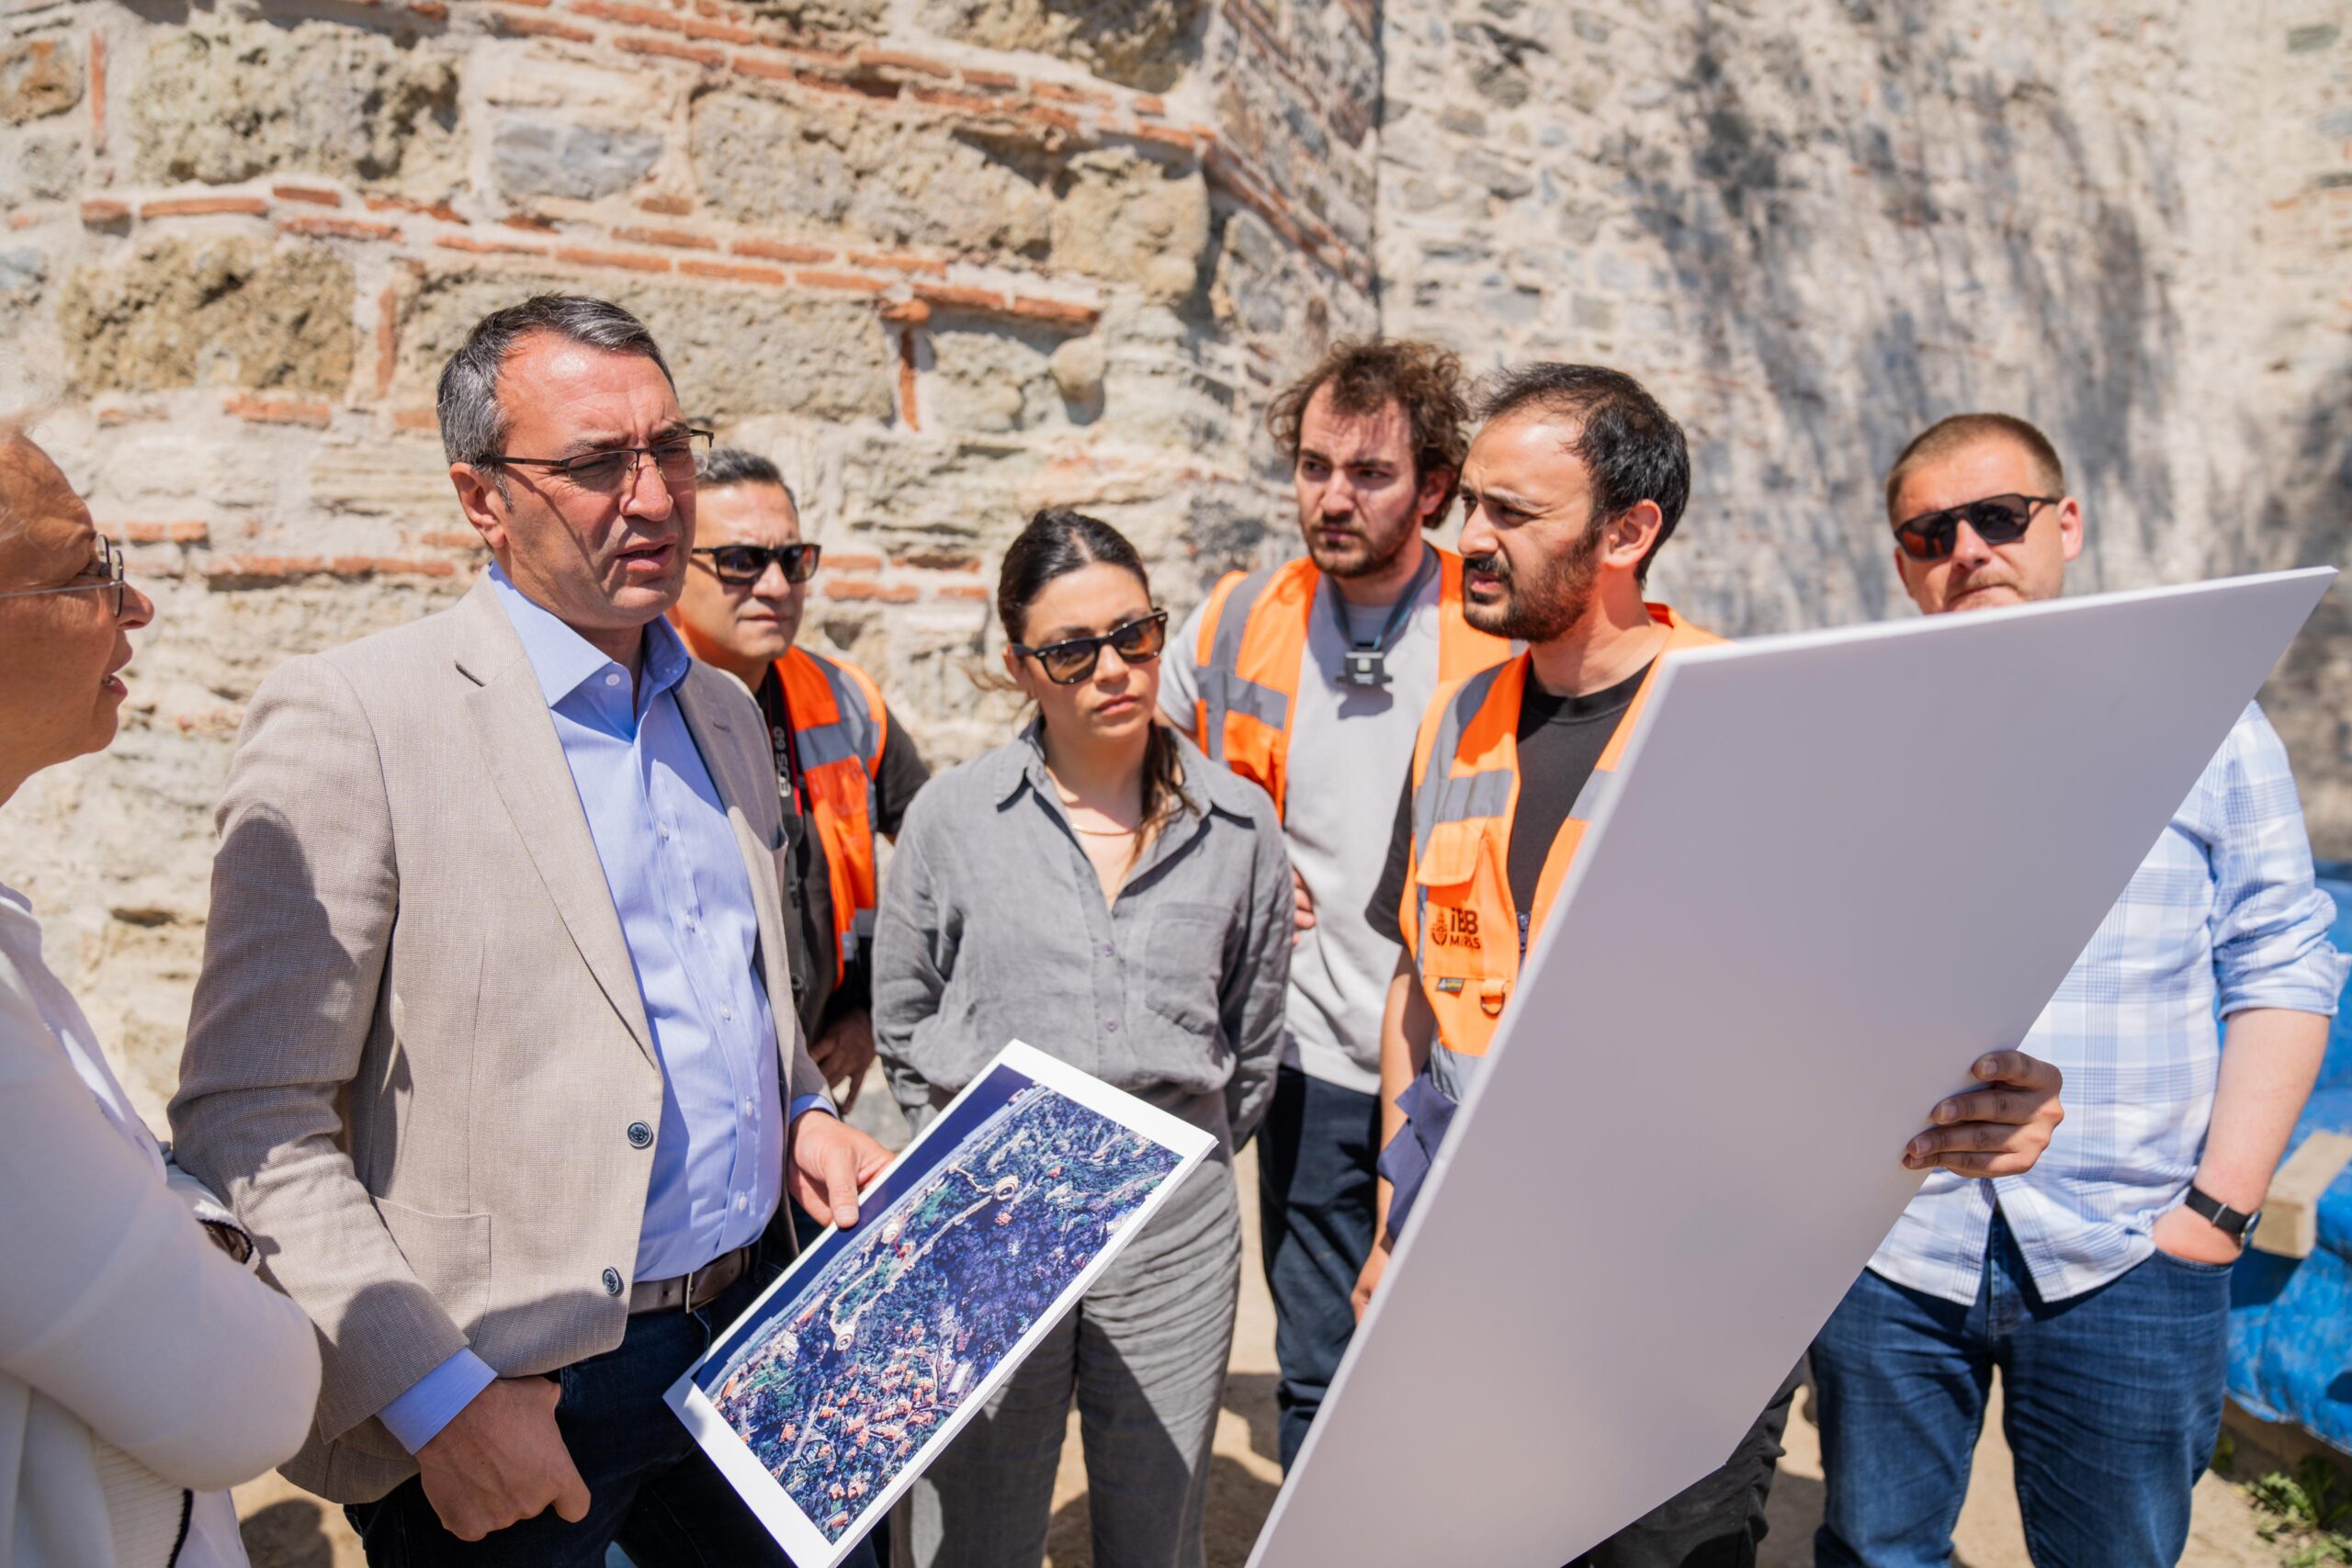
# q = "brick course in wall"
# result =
<box><xmin>0</xmin><ymin>0</ymin><xmax>2345</xmax><ymax>1124</ymax></box>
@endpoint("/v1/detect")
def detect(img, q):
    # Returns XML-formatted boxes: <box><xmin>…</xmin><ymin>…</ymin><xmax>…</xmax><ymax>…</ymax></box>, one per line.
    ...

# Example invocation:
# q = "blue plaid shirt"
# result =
<box><xmin>1870</xmin><ymin>703</ymin><xmax>2348</xmax><ymax>1305</ymax></box>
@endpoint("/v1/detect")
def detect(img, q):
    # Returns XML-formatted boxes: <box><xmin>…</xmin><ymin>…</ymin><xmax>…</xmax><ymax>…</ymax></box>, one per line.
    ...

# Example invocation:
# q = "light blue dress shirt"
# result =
<box><xmin>379</xmin><ymin>569</ymin><xmax>828</xmax><ymax>1452</ymax></box>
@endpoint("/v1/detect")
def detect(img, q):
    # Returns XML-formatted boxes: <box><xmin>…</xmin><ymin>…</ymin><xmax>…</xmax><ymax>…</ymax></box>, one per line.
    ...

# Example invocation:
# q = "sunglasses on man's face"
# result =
<box><xmin>1011</xmin><ymin>610</ymin><xmax>1169</xmax><ymax>685</ymax></box>
<box><xmin>1893</xmin><ymin>493</ymin><xmax>2061</xmax><ymax>563</ymax></box>
<box><xmin>692</xmin><ymin>542</ymin><xmax>821</xmax><ymax>586</ymax></box>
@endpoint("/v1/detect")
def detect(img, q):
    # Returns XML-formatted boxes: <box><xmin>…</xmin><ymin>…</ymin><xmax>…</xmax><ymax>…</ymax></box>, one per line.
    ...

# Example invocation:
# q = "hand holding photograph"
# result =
<box><xmin>668</xmin><ymin>1041</ymin><xmax>1216</xmax><ymax>1568</ymax></box>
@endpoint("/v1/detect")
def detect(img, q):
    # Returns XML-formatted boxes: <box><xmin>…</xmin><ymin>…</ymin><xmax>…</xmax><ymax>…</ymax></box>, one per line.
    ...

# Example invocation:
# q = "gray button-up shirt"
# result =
<box><xmin>873</xmin><ymin>721</ymin><xmax>1293</xmax><ymax>1147</ymax></box>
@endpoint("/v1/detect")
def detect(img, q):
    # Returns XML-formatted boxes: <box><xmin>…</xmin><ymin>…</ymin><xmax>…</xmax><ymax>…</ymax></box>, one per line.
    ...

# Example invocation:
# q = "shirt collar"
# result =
<box><xmin>989</xmin><ymin>717</ymin><xmax>1219</xmax><ymax>822</ymax></box>
<box><xmin>488</xmin><ymin>563</ymin><xmax>689</xmax><ymax>711</ymax></box>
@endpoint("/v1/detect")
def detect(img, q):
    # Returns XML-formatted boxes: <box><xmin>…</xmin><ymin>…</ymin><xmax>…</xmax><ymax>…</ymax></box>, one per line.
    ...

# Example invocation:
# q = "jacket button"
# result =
<box><xmin>603</xmin><ymin>1267</ymin><xmax>623</xmax><ymax>1296</ymax></box>
<box><xmin>627</xmin><ymin>1120</ymin><xmax>653</xmax><ymax>1149</ymax></box>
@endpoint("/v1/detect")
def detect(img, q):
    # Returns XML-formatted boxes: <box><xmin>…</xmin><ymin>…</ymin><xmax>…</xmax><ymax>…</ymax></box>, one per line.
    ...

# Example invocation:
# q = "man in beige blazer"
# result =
<box><xmin>170</xmin><ymin>296</ymin><xmax>891</xmax><ymax>1567</ymax></box>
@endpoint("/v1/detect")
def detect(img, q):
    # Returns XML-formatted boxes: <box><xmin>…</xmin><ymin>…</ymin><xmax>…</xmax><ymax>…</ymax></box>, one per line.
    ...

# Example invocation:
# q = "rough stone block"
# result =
<box><xmin>920</xmin><ymin>0</ymin><xmax>1205</xmax><ymax>92</ymax></box>
<box><xmin>492</xmin><ymin>118</ymin><xmax>666</xmax><ymax>201</ymax></box>
<box><xmin>60</xmin><ymin>238</ymin><xmax>356</xmax><ymax>398</ymax></box>
<box><xmin>926</xmin><ymin>317</ymin><xmax>1081</xmax><ymax>434</ymax></box>
<box><xmin>0</xmin><ymin>37</ymin><xmax>83</xmax><ymax>124</ymax></box>
<box><xmin>0</xmin><ymin>127</ymin><xmax>83</xmax><ymax>205</ymax></box>
<box><xmin>0</xmin><ymin>246</ymin><xmax>47</xmax><ymax>298</ymax></box>
<box><xmin>1051</xmin><ymin>148</ymin><xmax>1209</xmax><ymax>301</ymax></box>
<box><xmin>691</xmin><ymin>92</ymin><xmax>1053</xmax><ymax>258</ymax></box>
<box><xmin>130</xmin><ymin>14</ymin><xmax>459</xmax><ymax>191</ymax></box>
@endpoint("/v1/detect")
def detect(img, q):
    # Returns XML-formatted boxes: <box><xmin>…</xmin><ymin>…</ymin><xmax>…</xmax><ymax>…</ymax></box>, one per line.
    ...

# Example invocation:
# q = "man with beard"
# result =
<box><xmin>1808</xmin><ymin>413</ymin><xmax>2343</xmax><ymax>1568</ymax></box>
<box><xmin>1356</xmin><ymin>367</ymin><xmax>2065</xmax><ymax>1568</ymax></box>
<box><xmin>1159</xmin><ymin>339</ymin><xmax>1511</xmax><ymax>1469</ymax></box>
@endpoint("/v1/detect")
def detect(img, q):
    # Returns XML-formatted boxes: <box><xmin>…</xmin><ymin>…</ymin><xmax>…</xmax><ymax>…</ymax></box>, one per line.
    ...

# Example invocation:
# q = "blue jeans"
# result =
<box><xmin>1256</xmin><ymin>1066</ymin><xmax>1382</xmax><ymax>1471</ymax></box>
<box><xmin>1811</xmin><ymin>1210</ymin><xmax>2230</xmax><ymax>1568</ymax></box>
<box><xmin>347</xmin><ymin>1258</ymin><xmax>877</xmax><ymax>1568</ymax></box>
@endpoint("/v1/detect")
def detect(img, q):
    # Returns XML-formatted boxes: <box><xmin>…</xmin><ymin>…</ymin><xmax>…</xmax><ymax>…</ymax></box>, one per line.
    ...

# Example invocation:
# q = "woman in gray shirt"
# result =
<box><xmin>875</xmin><ymin>509</ymin><xmax>1292</xmax><ymax>1568</ymax></box>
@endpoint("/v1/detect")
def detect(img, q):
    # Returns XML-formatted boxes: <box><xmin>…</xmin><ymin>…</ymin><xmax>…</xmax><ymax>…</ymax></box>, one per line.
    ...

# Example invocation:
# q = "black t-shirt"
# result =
<box><xmin>757</xmin><ymin>664</ymin><xmax>933</xmax><ymax>1039</ymax></box>
<box><xmin>1366</xmin><ymin>660</ymin><xmax>1654</xmax><ymax>953</ymax></box>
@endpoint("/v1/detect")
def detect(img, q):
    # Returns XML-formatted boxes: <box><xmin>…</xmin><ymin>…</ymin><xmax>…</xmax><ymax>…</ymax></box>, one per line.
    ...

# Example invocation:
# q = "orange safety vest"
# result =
<box><xmin>673</xmin><ymin>622</ymin><xmax>891</xmax><ymax>985</ymax></box>
<box><xmin>1399</xmin><ymin>604</ymin><xmax>1723</xmax><ymax>1075</ymax></box>
<box><xmin>1183</xmin><ymin>548</ymin><xmax>1511</xmax><ymax>817</ymax></box>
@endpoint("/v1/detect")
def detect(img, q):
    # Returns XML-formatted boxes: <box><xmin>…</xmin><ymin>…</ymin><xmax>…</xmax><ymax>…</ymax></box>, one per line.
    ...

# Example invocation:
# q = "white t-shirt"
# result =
<box><xmin>1162</xmin><ymin>554</ymin><xmax>1452</xmax><ymax>1094</ymax></box>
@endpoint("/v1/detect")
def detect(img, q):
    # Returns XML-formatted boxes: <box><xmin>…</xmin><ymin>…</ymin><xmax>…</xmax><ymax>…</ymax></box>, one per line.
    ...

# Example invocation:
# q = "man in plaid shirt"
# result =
<box><xmin>1812</xmin><ymin>412</ymin><xmax>2348</xmax><ymax>1567</ymax></box>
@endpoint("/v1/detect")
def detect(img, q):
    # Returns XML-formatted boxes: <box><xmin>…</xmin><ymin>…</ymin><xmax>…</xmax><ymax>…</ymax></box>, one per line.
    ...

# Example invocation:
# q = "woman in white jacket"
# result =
<box><xmin>0</xmin><ymin>425</ymin><xmax>321</xmax><ymax>1568</ymax></box>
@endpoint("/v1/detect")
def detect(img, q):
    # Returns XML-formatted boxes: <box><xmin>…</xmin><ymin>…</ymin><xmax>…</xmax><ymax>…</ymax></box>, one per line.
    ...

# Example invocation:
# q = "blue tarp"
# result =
<box><xmin>2227</xmin><ymin>865</ymin><xmax>2352</xmax><ymax>1453</ymax></box>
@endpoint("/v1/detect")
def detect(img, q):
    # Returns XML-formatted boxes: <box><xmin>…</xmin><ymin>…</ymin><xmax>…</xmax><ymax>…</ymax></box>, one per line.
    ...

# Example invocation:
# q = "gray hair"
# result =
<box><xmin>435</xmin><ymin>295</ymin><xmax>676</xmax><ymax>473</ymax></box>
<box><xmin>699</xmin><ymin>446</ymin><xmax>797</xmax><ymax>510</ymax></box>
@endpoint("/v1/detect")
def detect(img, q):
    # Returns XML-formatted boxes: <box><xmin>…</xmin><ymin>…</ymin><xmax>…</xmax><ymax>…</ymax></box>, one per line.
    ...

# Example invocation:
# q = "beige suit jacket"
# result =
<box><xmin>169</xmin><ymin>574</ymin><xmax>828</xmax><ymax>1504</ymax></box>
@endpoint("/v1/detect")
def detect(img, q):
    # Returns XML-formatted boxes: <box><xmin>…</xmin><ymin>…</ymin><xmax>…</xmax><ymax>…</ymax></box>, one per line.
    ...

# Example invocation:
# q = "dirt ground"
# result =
<box><xmin>236</xmin><ymin>1137</ymin><xmax>2289</xmax><ymax>1568</ymax></box>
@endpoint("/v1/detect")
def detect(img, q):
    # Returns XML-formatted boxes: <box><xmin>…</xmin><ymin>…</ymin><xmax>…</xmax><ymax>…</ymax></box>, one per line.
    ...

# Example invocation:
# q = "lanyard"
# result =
<box><xmin>1324</xmin><ymin>546</ymin><xmax>1439</xmax><ymax>688</ymax></box>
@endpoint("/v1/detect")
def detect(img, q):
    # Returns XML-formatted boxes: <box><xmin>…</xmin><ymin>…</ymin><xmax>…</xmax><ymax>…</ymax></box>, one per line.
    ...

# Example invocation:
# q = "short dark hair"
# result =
<box><xmin>699</xmin><ymin>446</ymin><xmax>797</xmax><ymax>509</ymax></box>
<box><xmin>1475</xmin><ymin>363</ymin><xmax>1690</xmax><ymax>585</ymax></box>
<box><xmin>435</xmin><ymin>295</ymin><xmax>675</xmax><ymax>474</ymax></box>
<box><xmin>1267</xmin><ymin>338</ymin><xmax>1470</xmax><ymax>525</ymax></box>
<box><xmin>1883</xmin><ymin>413</ymin><xmax>2066</xmax><ymax>521</ymax></box>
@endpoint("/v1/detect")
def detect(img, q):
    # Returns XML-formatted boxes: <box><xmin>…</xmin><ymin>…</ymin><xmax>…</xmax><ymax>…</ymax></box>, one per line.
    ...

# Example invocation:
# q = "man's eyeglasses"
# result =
<box><xmin>692</xmin><ymin>542</ymin><xmax>822</xmax><ymax>586</ymax></box>
<box><xmin>488</xmin><ymin>429</ymin><xmax>715</xmax><ymax>491</ymax></box>
<box><xmin>1010</xmin><ymin>610</ymin><xmax>1169</xmax><ymax>685</ymax></box>
<box><xmin>1893</xmin><ymin>493</ymin><xmax>2061</xmax><ymax>563</ymax></box>
<box><xmin>0</xmin><ymin>536</ymin><xmax>129</xmax><ymax>618</ymax></box>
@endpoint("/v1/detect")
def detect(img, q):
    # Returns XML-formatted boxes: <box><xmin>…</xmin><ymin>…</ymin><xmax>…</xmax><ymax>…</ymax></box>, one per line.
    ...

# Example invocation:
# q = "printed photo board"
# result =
<box><xmin>1252</xmin><ymin>569</ymin><xmax>2337</xmax><ymax>1568</ymax></box>
<box><xmin>670</xmin><ymin>1040</ymin><xmax>1216</xmax><ymax>1568</ymax></box>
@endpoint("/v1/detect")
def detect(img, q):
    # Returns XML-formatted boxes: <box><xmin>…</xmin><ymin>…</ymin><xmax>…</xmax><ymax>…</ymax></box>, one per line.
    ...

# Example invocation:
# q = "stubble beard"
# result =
<box><xmin>1304</xmin><ymin>508</ymin><xmax>1422</xmax><ymax>581</ymax></box>
<box><xmin>1462</xmin><ymin>519</ymin><xmax>1606</xmax><ymax>642</ymax></box>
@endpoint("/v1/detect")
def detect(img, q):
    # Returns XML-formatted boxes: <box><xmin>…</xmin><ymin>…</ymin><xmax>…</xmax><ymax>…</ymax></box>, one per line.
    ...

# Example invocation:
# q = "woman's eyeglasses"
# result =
<box><xmin>691</xmin><ymin>542</ymin><xmax>822</xmax><ymax>586</ymax></box>
<box><xmin>1893</xmin><ymin>493</ymin><xmax>2060</xmax><ymax>563</ymax></box>
<box><xmin>1011</xmin><ymin>610</ymin><xmax>1169</xmax><ymax>685</ymax></box>
<box><xmin>0</xmin><ymin>536</ymin><xmax>129</xmax><ymax>618</ymax></box>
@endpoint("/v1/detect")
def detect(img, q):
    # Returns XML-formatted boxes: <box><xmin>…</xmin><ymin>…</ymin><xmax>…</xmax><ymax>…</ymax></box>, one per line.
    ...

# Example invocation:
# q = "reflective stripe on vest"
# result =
<box><xmin>773</xmin><ymin>647</ymin><xmax>888</xmax><ymax>980</ymax></box>
<box><xmin>1185</xmin><ymin>549</ymin><xmax>1510</xmax><ymax>818</ymax></box>
<box><xmin>1401</xmin><ymin>604</ymin><xmax>1724</xmax><ymax>1090</ymax></box>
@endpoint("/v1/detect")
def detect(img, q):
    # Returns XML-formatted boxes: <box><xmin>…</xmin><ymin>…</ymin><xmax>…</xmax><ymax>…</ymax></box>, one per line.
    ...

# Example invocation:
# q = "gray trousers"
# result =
<box><xmin>892</xmin><ymin>1146</ymin><xmax>1241</xmax><ymax>1568</ymax></box>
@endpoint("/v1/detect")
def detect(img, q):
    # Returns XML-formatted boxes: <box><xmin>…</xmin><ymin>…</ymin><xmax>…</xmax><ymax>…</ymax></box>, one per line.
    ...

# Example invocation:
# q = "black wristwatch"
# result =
<box><xmin>2183</xmin><ymin>1184</ymin><xmax>2261</xmax><ymax>1250</ymax></box>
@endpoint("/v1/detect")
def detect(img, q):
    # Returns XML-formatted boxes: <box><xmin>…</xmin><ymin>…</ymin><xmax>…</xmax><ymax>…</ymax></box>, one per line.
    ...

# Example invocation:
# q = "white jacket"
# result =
<box><xmin>1</xmin><ymin>884</ymin><xmax>320</xmax><ymax>1568</ymax></box>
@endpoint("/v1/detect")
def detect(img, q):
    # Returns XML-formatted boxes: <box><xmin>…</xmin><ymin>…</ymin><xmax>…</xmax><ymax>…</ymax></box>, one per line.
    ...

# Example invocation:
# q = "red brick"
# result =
<box><xmin>108</xmin><ymin>522</ymin><xmax>211</xmax><ymax>546</ymax></box>
<box><xmin>1009</xmin><ymin>296</ymin><xmax>1101</xmax><ymax>327</ymax></box>
<box><xmin>410</xmin><ymin>0</ymin><xmax>450</xmax><ymax>18</ymax></box>
<box><xmin>933</xmin><ymin>582</ymin><xmax>990</xmax><ymax>602</ymax></box>
<box><xmin>7</xmin><ymin>210</ymin><xmax>43</xmax><ymax>231</ymax></box>
<box><xmin>616</xmin><ymin>33</ymin><xmax>724</xmax><ymax>64</ymax></box>
<box><xmin>825</xmin><ymin>580</ymin><xmax>919</xmax><ymax>603</ymax></box>
<box><xmin>419</xmin><ymin>531</ymin><xmax>489</xmax><ymax>550</ymax></box>
<box><xmin>960</xmin><ymin>67</ymin><xmax>1020</xmax><ymax>91</ymax></box>
<box><xmin>503</xmin><ymin>0</ymin><xmax>554</xmax><ymax>6</ymax></box>
<box><xmin>435</xmin><ymin>233</ymin><xmax>550</xmax><ymax>256</ymax></box>
<box><xmin>368</xmin><ymin>194</ymin><xmax>466</xmax><ymax>222</ymax></box>
<box><xmin>556</xmin><ymin>246</ymin><xmax>673</xmax><ymax>275</ymax></box>
<box><xmin>729</xmin><ymin>52</ymin><xmax>797</xmax><ymax>83</ymax></box>
<box><xmin>1024</xmin><ymin>104</ymin><xmax>1084</xmax><ymax>135</ymax></box>
<box><xmin>375</xmin><ymin>280</ymin><xmax>401</xmax><ymax>400</ymax></box>
<box><xmin>225</xmin><ymin>394</ymin><xmax>334</xmax><ymax>427</ymax></box>
<box><xmin>1135</xmin><ymin>95</ymin><xmax>1167</xmax><ymax>116</ymax></box>
<box><xmin>794</xmin><ymin>268</ymin><xmax>890</xmax><ymax>294</ymax></box>
<box><xmin>501</xmin><ymin>213</ymin><xmax>559</xmax><ymax>231</ymax></box>
<box><xmin>893</xmin><ymin>547</ymin><xmax>979</xmax><ymax>570</ymax></box>
<box><xmin>844</xmin><ymin>250</ymin><xmax>947</xmax><ymax>278</ymax></box>
<box><xmin>638</xmin><ymin>191</ymin><xmax>693</xmax><ymax>216</ymax></box>
<box><xmin>141</xmin><ymin>194</ymin><xmax>269</xmax><ymax>219</ymax></box>
<box><xmin>567</xmin><ymin>0</ymin><xmax>684</xmax><ymax>30</ymax></box>
<box><xmin>725</xmin><ymin>236</ymin><xmax>826</xmax><ymax>265</ymax></box>
<box><xmin>280</xmin><ymin>214</ymin><xmax>402</xmax><ymax>241</ymax></box>
<box><xmin>879</xmin><ymin>299</ymin><xmax>933</xmax><ymax>325</ymax></box>
<box><xmin>896</xmin><ymin>328</ymin><xmax>920</xmax><ymax>433</ymax></box>
<box><xmin>88</xmin><ymin>30</ymin><xmax>106</xmax><ymax>153</ymax></box>
<box><xmin>822</xmin><ymin>554</ymin><xmax>885</xmax><ymax>572</ymax></box>
<box><xmin>1034</xmin><ymin>80</ymin><xmax>1117</xmax><ymax>108</ymax></box>
<box><xmin>614</xmin><ymin>223</ymin><xmax>717</xmax><ymax>250</ymax></box>
<box><xmin>272</xmin><ymin>184</ymin><xmax>341</xmax><ymax>207</ymax></box>
<box><xmin>909</xmin><ymin>85</ymin><xmax>1017</xmax><ymax>118</ymax></box>
<box><xmin>493</xmin><ymin>11</ymin><xmax>598</xmax><ymax>40</ymax></box>
<box><xmin>854</xmin><ymin>48</ymin><xmax>956</xmax><ymax>79</ymax></box>
<box><xmin>913</xmin><ymin>281</ymin><xmax>1012</xmax><ymax>312</ymax></box>
<box><xmin>203</xmin><ymin>554</ymin><xmax>458</xmax><ymax>586</ymax></box>
<box><xmin>392</xmin><ymin>408</ymin><xmax>439</xmax><ymax>432</ymax></box>
<box><xmin>1126</xmin><ymin>122</ymin><xmax>1196</xmax><ymax>152</ymax></box>
<box><xmin>676</xmin><ymin>14</ymin><xmax>755</xmax><ymax>42</ymax></box>
<box><xmin>678</xmin><ymin>257</ymin><xmax>787</xmax><ymax>286</ymax></box>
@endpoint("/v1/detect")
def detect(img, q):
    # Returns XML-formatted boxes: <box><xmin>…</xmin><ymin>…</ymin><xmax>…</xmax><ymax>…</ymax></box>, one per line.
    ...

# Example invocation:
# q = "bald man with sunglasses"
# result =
<box><xmin>669</xmin><ymin>447</ymin><xmax>930</xmax><ymax>1117</ymax></box>
<box><xmin>1808</xmin><ymin>412</ymin><xmax>2346</xmax><ymax>1568</ymax></box>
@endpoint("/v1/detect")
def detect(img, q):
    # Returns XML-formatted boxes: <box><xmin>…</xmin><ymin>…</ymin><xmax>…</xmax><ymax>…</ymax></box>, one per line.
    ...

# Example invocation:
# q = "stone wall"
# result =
<box><xmin>1376</xmin><ymin>0</ymin><xmax>2352</xmax><ymax>852</ymax></box>
<box><xmin>0</xmin><ymin>0</ymin><xmax>1377</xmax><ymax>1123</ymax></box>
<box><xmin>2</xmin><ymin>0</ymin><xmax>2346</xmax><ymax>1123</ymax></box>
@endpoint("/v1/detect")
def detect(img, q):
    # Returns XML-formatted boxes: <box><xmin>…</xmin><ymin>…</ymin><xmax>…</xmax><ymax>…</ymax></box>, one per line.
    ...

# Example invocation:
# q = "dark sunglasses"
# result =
<box><xmin>1893</xmin><ymin>493</ymin><xmax>2061</xmax><ymax>562</ymax></box>
<box><xmin>691</xmin><ymin>542</ymin><xmax>822</xmax><ymax>585</ymax></box>
<box><xmin>1011</xmin><ymin>610</ymin><xmax>1169</xmax><ymax>685</ymax></box>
